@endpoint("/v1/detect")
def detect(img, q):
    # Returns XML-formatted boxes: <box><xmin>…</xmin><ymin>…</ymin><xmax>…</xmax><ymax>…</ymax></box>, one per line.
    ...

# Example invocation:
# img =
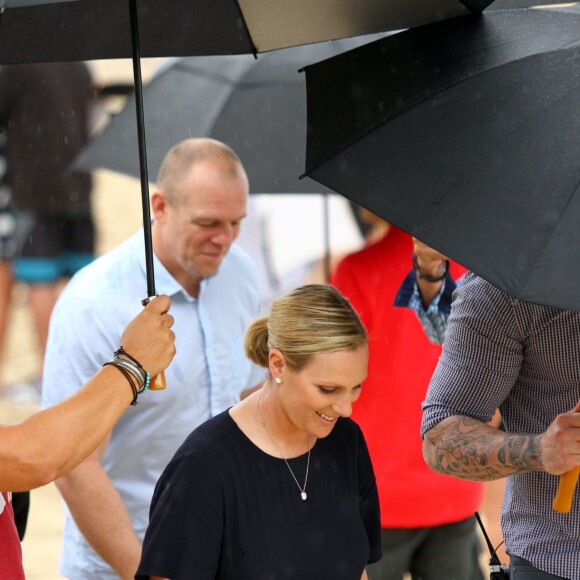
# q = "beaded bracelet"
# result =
<box><xmin>103</xmin><ymin>346</ymin><xmax>151</xmax><ymax>406</ymax></box>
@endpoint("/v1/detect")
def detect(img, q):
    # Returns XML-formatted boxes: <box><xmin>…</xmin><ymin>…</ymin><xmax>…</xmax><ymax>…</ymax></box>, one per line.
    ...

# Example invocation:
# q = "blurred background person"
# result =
<box><xmin>331</xmin><ymin>211</ymin><xmax>485</xmax><ymax>580</ymax></box>
<box><xmin>0</xmin><ymin>62</ymin><xmax>96</xmax><ymax>402</ymax></box>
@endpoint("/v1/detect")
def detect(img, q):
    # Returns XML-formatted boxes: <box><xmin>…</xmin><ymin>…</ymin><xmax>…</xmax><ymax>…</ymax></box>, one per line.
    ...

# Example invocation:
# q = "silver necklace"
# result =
<box><xmin>257</xmin><ymin>391</ymin><xmax>311</xmax><ymax>501</ymax></box>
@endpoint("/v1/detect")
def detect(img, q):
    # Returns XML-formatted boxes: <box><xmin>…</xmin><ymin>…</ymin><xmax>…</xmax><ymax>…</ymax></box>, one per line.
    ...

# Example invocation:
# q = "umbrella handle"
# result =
<box><xmin>552</xmin><ymin>467</ymin><xmax>580</xmax><ymax>513</ymax></box>
<box><xmin>148</xmin><ymin>371</ymin><xmax>167</xmax><ymax>391</ymax></box>
<box><xmin>140</xmin><ymin>295</ymin><xmax>168</xmax><ymax>391</ymax></box>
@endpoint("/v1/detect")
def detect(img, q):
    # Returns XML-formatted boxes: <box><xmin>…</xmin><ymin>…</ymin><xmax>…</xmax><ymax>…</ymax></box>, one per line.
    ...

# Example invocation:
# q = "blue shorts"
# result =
<box><xmin>13</xmin><ymin>212</ymin><xmax>95</xmax><ymax>284</ymax></box>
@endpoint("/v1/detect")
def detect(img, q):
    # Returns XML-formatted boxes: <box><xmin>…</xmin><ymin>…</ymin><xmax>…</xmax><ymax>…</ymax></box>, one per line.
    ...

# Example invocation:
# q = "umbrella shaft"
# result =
<box><xmin>129</xmin><ymin>0</ymin><xmax>156</xmax><ymax>297</ymax></box>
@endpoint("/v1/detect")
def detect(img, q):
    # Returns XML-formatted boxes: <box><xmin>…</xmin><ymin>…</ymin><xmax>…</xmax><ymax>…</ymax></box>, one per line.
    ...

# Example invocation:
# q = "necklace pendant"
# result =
<box><xmin>301</xmin><ymin>492</ymin><xmax>307</xmax><ymax>501</ymax></box>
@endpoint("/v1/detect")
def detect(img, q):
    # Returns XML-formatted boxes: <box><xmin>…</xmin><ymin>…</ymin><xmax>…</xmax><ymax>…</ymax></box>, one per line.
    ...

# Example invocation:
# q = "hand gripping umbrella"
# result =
<box><xmin>301</xmin><ymin>5</ymin><xmax>580</xmax><ymax>511</ymax></box>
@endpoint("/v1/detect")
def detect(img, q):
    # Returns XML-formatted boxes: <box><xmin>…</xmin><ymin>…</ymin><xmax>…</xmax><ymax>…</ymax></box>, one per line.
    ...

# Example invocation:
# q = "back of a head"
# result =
<box><xmin>245</xmin><ymin>284</ymin><xmax>367</xmax><ymax>371</ymax></box>
<box><xmin>156</xmin><ymin>138</ymin><xmax>246</xmax><ymax>205</ymax></box>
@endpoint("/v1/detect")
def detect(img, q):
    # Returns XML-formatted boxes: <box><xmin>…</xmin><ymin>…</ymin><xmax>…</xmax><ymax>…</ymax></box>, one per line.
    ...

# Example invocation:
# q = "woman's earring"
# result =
<box><xmin>274</xmin><ymin>377</ymin><xmax>282</xmax><ymax>384</ymax></box>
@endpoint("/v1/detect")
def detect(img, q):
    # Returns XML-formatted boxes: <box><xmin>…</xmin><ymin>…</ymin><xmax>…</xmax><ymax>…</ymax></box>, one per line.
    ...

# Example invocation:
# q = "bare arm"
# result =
<box><xmin>56</xmin><ymin>438</ymin><xmax>142</xmax><ymax>580</ymax></box>
<box><xmin>0</xmin><ymin>295</ymin><xmax>175</xmax><ymax>491</ymax></box>
<box><xmin>423</xmin><ymin>402</ymin><xmax>580</xmax><ymax>482</ymax></box>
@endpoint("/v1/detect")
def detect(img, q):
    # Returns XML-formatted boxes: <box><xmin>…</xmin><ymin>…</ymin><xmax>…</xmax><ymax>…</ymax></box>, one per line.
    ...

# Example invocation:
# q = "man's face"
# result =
<box><xmin>153</xmin><ymin>159</ymin><xmax>248</xmax><ymax>295</ymax></box>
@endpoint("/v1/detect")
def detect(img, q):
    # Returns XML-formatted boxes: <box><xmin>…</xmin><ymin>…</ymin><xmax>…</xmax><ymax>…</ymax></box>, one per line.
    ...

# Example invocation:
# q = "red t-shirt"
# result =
<box><xmin>331</xmin><ymin>227</ymin><xmax>483</xmax><ymax>528</ymax></box>
<box><xmin>0</xmin><ymin>492</ymin><xmax>25</xmax><ymax>579</ymax></box>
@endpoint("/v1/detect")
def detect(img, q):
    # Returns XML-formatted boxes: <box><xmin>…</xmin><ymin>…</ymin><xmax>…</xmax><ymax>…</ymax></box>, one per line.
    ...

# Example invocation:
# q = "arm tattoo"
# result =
<box><xmin>423</xmin><ymin>416</ymin><xmax>543</xmax><ymax>482</ymax></box>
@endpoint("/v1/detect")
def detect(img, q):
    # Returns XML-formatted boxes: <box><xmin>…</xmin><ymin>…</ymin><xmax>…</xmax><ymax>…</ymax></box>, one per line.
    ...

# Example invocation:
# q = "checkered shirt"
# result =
<box><xmin>422</xmin><ymin>271</ymin><xmax>580</xmax><ymax>579</ymax></box>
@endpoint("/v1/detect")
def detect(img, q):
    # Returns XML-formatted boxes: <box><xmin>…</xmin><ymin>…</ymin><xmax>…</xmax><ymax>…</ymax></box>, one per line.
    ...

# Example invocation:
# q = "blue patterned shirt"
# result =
<box><xmin>393</xmin><ymin>269</ymin><xmax>458</xmax><ymax>344</ymax></box>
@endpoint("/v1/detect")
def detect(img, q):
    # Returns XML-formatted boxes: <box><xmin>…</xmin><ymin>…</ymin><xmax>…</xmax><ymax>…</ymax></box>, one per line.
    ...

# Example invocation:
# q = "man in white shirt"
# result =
<box><xmin>42</xmin><ymin>138</ymin><xmax>265</xmax><ymax>579</ymax></box>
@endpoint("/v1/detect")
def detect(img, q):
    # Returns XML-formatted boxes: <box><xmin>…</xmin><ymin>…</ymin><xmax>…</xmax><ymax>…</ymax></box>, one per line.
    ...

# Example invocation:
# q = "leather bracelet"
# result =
<box><xmin>412</xmin><ymin>253</ymin><xmax>449</xmax><ymax>283</ymax></box>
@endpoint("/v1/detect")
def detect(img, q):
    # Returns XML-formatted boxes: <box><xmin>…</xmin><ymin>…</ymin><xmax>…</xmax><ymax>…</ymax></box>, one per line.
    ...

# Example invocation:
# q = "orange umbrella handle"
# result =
<box><xmin>141</xmin><ymin>295</ymin><xmax>168</xmax><ymax>391</ymax></box>
<box><xmin>552</xmin><ymin>467</ymin><xmax>580</xmax><ymax>513</ymax></box>
<box><xmin>148</xmin><ymin>371</ymin><xmax>167</xmax><ymax>391</ymax></box>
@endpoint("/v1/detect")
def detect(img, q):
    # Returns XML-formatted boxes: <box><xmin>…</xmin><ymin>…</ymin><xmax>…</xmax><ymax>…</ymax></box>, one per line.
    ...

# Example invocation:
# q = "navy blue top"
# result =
<box><xmin>137</xmin><ymin>410</ymin><xmax>382</xmax><ymax>580</ymax></box>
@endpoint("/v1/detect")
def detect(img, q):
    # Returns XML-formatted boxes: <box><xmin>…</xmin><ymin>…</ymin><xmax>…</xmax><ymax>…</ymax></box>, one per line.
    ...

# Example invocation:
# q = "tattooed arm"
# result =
<box><xmin>423</xmin><ymin>404</ymin><xmax>580</xmax><ymax>482</ymax></box>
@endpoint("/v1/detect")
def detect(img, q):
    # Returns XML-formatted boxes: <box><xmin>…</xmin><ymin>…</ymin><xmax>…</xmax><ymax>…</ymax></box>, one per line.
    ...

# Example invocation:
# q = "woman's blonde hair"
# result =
<box><xmin>244</xmin><ymin>284</ymin><xmax>367</xmax><ymax>371</ymax></box>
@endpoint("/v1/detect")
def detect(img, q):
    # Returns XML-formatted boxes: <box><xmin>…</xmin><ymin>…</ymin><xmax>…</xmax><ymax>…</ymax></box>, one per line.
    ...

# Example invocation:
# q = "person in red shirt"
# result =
<box><xmin>332</xmin><ymin>219</ymin><xmax>484</xmax><ymax>580</ymax></box>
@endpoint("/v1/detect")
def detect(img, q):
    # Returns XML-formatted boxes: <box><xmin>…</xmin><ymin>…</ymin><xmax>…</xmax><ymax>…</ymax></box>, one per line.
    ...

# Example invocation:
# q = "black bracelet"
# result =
<box><xmin>412</xmin><ymin>253</ymin><xmax>449</xmax><ymax>283</ymax></box>
<box><xmin>115</xmin><ymin>346</ymin><xmax>146</xmax><ymax>372</ymax></box>
<box><xmin>103</xmin><ymin>361</ymin><xmax>139</xmax><ymax>406</ymax></box>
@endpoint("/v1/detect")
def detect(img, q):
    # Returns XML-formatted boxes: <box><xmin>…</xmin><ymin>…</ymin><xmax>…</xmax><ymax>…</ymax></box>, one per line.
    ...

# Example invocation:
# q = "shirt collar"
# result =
<box><xmin>133</xmin><ymin>229</ymin><xmax>196</xmax><ymax>301</ymax></box>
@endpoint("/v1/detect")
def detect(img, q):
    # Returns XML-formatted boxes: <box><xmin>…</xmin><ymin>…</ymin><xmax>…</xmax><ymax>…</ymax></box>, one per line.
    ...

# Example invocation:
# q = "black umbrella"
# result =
<box><xmin>303</xmin><ymin>5</ymin><xmax>580</xmax><ymax>312</ymax></box>
<box><xmin>301</xmin><ymin>4</ymin><xmax>580</xmax><ymax>509</ymax></box>
<box><xmin>0</xmin><ymin>0</ymin><xmax>496</xmax><ymax>64</ymax></box>
<box><xmin>0</xmin><ymin>0</ymin><xmax>499</xmax><ymax>297</ymax></box>
<box><xmin>73</xmin><ymin>43</ymin><xmax>374</xmax><ymax>193</ymax></box>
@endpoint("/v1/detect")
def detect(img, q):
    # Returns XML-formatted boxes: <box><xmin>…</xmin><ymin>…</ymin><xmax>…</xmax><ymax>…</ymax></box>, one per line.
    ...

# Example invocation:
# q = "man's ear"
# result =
<box><xmin>150</xmin><ymin>190</ymin><xmax>169</xmax><ymax>222</ymax></box>
<box><xmin>268</xmin><ymin>349</ymin><xmax>285</xmax><ymax>380</ymax></box>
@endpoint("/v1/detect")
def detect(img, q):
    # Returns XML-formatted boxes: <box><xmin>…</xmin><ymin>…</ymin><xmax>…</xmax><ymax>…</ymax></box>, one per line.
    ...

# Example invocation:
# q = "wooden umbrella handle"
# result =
<box><xmin>140</xmin><ymin>295</ymin><xmax>167</xmax><ymax>390</ymax></box>
<box><xmin>148</xmin><ymin>371</ymin><xmax>167</xmax><ymax>391</ymax></box>
<box><xmin>553</xmin><ymin>466</ymin><xmax>580</xmax><ymax>513</ymax></box>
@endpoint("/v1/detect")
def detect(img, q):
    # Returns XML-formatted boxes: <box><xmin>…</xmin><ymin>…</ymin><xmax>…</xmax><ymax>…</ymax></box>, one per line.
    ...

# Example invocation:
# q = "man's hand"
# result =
<box><xmin>540</xmin><ymin>400</ymin><xmax>580</xmax><ymax>475</ymax></box>
<box><xmin>120</xmin><ymin>294</ymin><xmax>176</xmax><ymax>376</ymax></box>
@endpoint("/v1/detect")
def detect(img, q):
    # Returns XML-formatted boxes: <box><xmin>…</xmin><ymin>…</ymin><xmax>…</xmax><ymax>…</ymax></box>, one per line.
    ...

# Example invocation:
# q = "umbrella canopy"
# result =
<box><xmin>302</xmin><ymin>5</ymin><xmax>580</xmax><ymax>313</ymax></box>
<box><xmin>0</xmin><ymin>0</ymin><xmax>496</xmax><ymax>65</ymax></box>
<box><xmin>73</xmin><ymin>41</ymin><xmax>379</xmax><ymax>193</ymax></box>
<box><xmin>0</xmin><ymin>0</ymin><xmax>499</xmax><ymax>300</ymax></box>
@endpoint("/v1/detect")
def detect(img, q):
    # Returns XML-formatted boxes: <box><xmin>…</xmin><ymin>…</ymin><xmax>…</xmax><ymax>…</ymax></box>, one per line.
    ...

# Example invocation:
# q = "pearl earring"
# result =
<box><xmin>274</xmin><ymin>377</ymin><xmax>282</xmax><ymax>384</ymax></box>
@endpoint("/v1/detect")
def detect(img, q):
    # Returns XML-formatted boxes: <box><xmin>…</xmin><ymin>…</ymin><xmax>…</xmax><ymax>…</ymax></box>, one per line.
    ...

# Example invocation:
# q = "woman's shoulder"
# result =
<box><xmin>173</xmin><ymin>410</ymin><xmax>239</xmax><ymax>465</ymax></box>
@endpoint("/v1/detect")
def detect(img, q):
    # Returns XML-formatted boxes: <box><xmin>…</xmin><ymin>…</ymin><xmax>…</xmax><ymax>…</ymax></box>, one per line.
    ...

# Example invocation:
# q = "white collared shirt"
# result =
<box><xmin>42</xmin><ymin>230</ymin><xmax>265</xmax><ymax>579</ymax></box>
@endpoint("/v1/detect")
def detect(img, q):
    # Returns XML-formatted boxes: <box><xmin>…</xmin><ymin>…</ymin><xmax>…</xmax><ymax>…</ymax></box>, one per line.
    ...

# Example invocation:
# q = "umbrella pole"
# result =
<box><xmin>128</xmin><ymin>0</ymin><xmax>166</xmax><ymax>390</ymax></box>
<box><xmin>128</xmin><ymin>0</ymin><xmax>156</xmax><ymax>298</ymax></box>
<box><xmin>323</xmin><ymin>193</ymin><xmax>331</xmax><ymax>282</ymax></box>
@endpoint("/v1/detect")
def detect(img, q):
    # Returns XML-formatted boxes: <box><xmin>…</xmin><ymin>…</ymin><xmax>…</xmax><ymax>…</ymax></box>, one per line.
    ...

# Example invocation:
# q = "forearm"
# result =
<box><xmin>0</xmin><ymin>366</ymin><xmax>133</xmax><ymax>491</ymax></box>
<box><xmin>57</xmin><ymin>462</ymin><xmax>142</xmax><ymax>579</ymax></box>
<box><xmin>423</xmin><ymin>415</ymin><xmax>543</xmax><ymax>481</ymax></box>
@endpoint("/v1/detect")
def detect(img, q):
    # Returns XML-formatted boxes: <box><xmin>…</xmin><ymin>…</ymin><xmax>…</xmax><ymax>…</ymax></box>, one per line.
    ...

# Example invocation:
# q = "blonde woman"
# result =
<box><xmin>137</xmin><ymin>284</ymin><xmax>381</xmax><ymax>580</ymax></box>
